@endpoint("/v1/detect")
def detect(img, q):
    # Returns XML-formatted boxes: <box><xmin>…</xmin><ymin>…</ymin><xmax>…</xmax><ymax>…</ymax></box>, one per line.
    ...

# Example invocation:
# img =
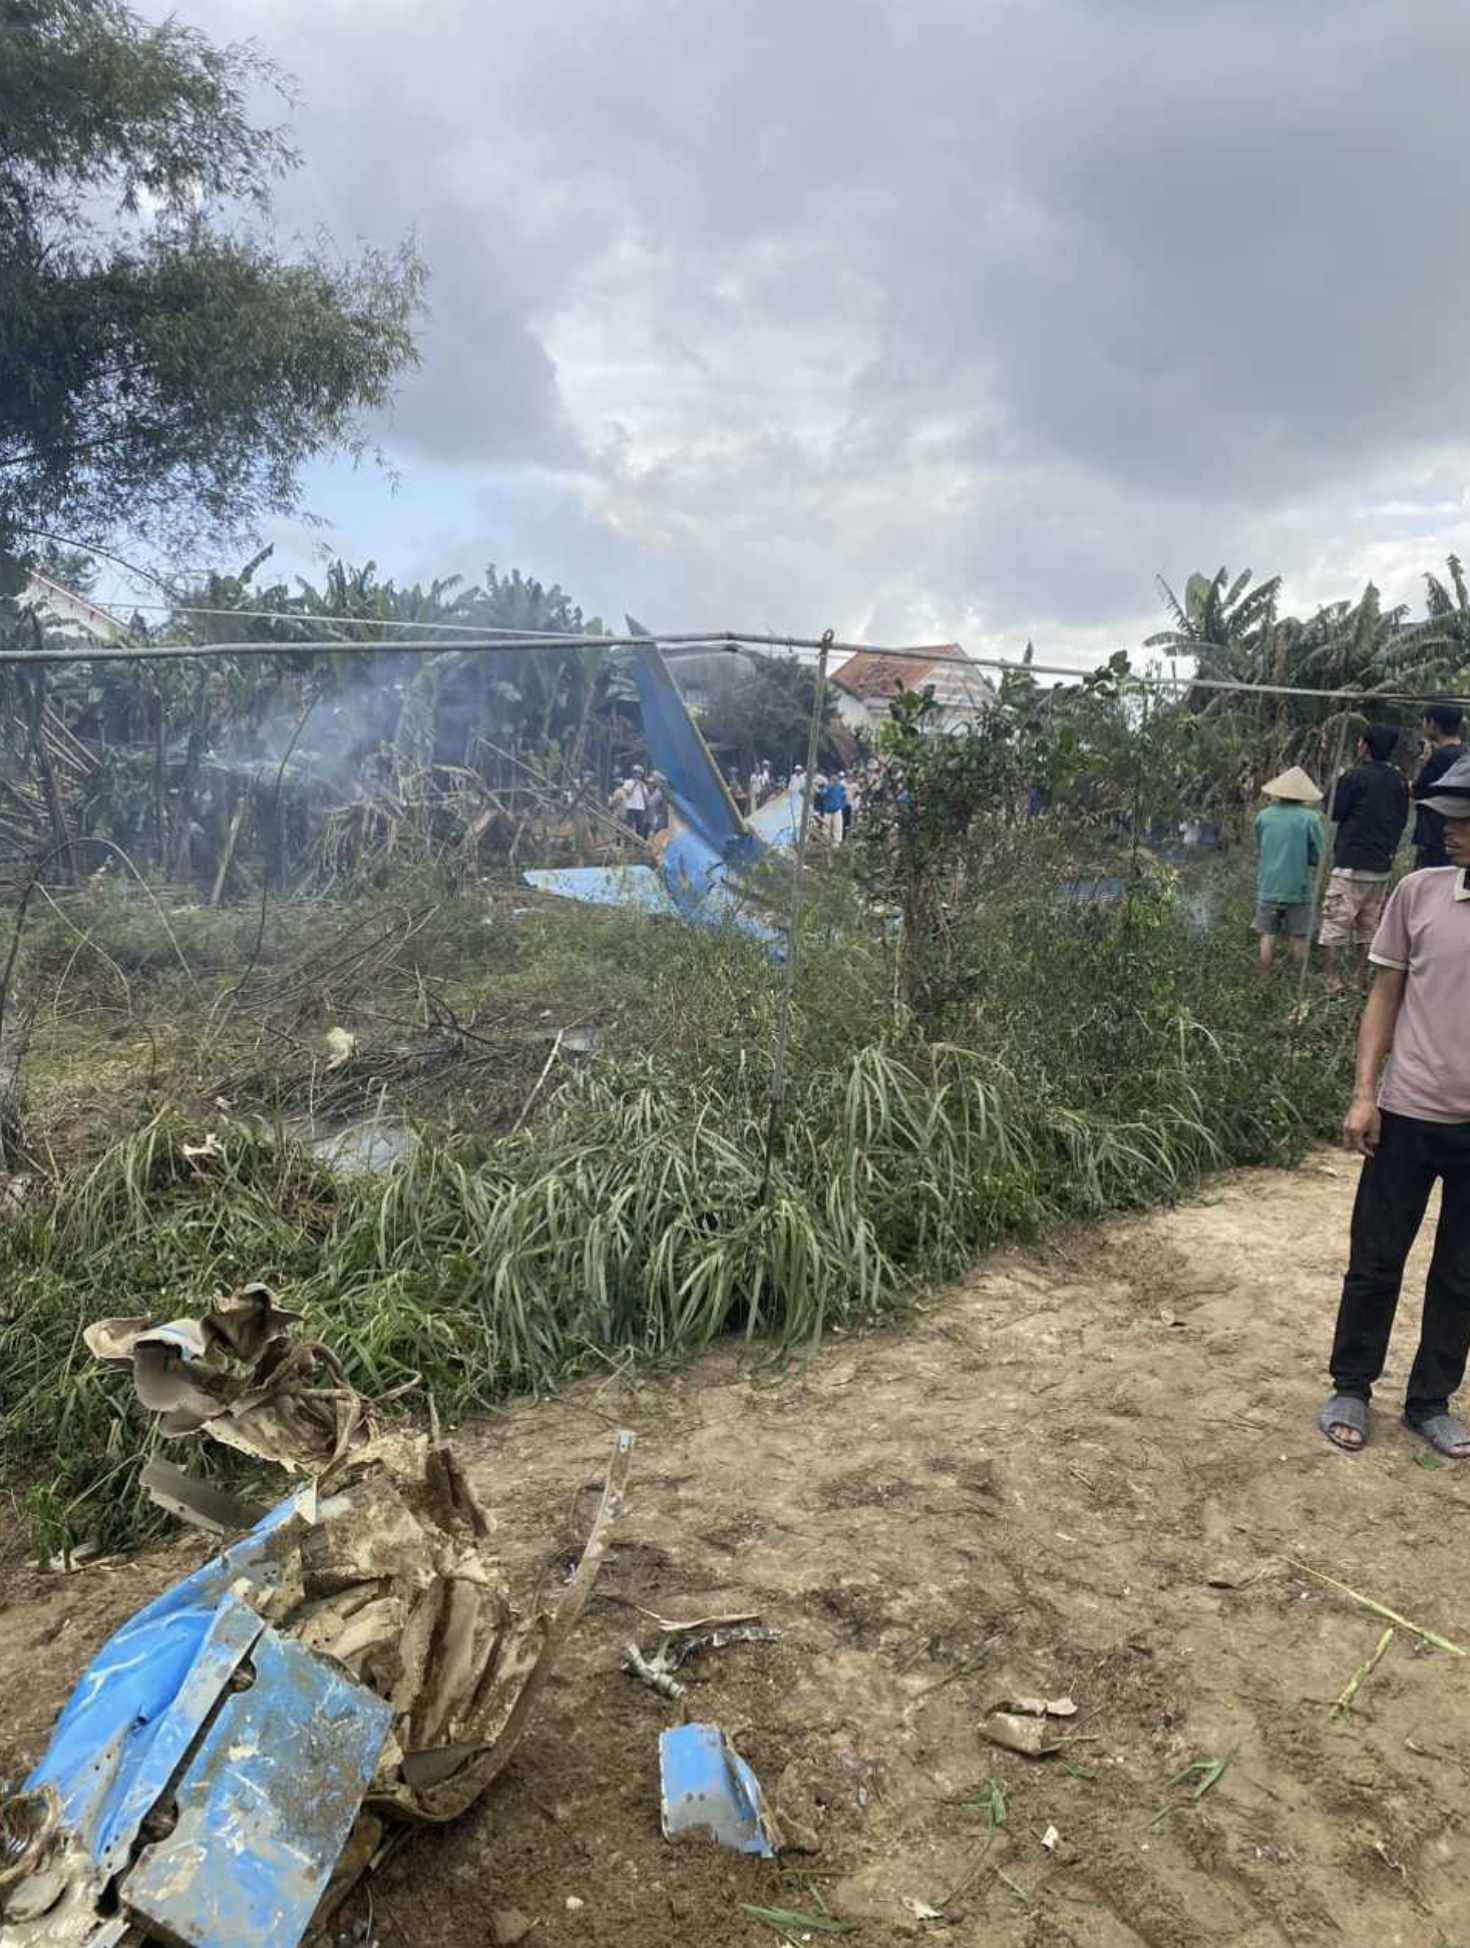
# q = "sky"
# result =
<box><xmin>132</xmin><ymin>0</ymin><xmax>1470</xmax><ymax>668</ymax></box>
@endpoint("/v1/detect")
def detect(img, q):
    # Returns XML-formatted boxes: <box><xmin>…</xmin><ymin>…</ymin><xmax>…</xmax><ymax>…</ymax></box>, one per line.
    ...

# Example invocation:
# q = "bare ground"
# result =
<box><xmin>4</xmin><ymin>1155</ymin><xmax>1469</xmax><ymax>1948</ymax></box>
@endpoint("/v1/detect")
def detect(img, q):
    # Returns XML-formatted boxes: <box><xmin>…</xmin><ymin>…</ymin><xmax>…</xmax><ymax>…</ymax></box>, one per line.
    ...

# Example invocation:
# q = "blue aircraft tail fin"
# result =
<box><xmin>623</xmin><ymin>624</ymin><xmax>750</xmax><ymax>859</ymax></box>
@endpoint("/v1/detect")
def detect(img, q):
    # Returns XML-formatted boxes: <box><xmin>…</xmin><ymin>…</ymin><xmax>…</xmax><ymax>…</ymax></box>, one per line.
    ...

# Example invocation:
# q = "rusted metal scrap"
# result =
<box><xmin>0</xmin><ymin>1287</ymin><xmax>634</xmax><ymax>1948</ymax></box>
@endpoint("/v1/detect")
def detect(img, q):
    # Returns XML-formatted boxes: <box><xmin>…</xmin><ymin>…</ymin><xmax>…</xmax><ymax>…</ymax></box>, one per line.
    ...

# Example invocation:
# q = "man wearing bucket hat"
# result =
<box><xmin>1252</xmin><ymin>767</ymin><xmax>1324</xmax><ymax>979</ymax></box>
<box><xmin>1320</xmin><ymin>748</ymin><xmax>1470</xmax><ymax>1458</ymax></box>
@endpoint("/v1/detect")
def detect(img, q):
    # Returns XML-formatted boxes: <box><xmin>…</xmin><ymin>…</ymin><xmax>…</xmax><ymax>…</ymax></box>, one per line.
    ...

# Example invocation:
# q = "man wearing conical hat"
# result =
<box><xmin>1252</xmin><ymin>767</ymin><xmax>1324</xmax><ymax>979</ymax></box>
<box><xmin>1321</xmin><ymin>748</ymin><xmax>1470</xmax><ymax>1458</ymax></box>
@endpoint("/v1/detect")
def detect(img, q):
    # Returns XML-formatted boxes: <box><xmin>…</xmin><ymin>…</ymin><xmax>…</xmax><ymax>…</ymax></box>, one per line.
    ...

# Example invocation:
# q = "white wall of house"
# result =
<box><xmin>830</xmin><ymin>685</ymin><xmax>876</xmax><ymax>737</ymax></box>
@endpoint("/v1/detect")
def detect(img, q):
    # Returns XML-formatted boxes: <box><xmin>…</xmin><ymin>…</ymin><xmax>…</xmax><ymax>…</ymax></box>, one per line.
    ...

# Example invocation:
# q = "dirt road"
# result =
<box><xmin>4</xmin><ymin>1156</ymin><xmax>1467</xmax><ymax>1947</ymax></box>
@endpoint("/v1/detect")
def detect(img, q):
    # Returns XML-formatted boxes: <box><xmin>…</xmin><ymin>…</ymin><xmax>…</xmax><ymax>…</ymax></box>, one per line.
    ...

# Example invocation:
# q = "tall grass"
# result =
<box><xmin>0</xmin><ymin>834</ymin><xmax>1355</xmax><ymax>1552</ymax></box>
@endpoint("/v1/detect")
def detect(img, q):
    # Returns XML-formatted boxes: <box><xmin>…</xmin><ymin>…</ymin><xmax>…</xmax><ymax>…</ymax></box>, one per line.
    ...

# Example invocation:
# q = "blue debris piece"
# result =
<box><xmin>11</xmin><ymin>1488</ymin><xmax>392</xmax><ymax>1948</ymax></box>
<box><xmin>748</xmin><ymin>785</ymin><xmax>803</xmax><ymax>851</ymax></box>
<box><xmin>522</xmin><ymin>864</ymin><xmax>678</xmax><ymax>917</ymax></box>
<box><xmin>658</xmin><ymin>1723</ymin><xmax>779</xmax><ymax>1858</ymax></box>
<box><xmin>24</xmin><ymin>1493</ymin><xmax>306</xmax><ymax>1877</ymax></box>
<box><xmin>122</xmin><ymin>1627</ymin><xmax>391</xmax><ymax>1948</ymax></box>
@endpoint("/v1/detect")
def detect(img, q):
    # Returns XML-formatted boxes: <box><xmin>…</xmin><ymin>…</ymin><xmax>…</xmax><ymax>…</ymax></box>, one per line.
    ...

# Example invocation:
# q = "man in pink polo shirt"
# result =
<box><xmin>1319</xmin><ymin>748</ymin><xmax>1470</xmax><ymax>1457</ymax></box>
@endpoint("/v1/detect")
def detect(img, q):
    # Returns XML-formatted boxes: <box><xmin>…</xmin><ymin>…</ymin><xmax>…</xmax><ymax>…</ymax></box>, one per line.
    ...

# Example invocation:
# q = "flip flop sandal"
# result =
<box><xmin>1319</xmin><ymin>1395</ymin><xmax>1368</xmax><ymax>1451</ymax></box>
<box><xmin>1403</xmin><ymin>1413</ymin><xmax>1470</xmax><ymax>1458</ymax></box>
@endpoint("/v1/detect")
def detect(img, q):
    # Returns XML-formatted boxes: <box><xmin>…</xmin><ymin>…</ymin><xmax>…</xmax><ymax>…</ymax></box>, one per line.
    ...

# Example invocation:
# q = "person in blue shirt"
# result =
<box><xmin>826</xmin><ymin>772</ymin><xmax>849</xmax><ymax>844</ymax></box>
<box><xmin>1253</xmin><ymin>766</ymin><xmax>1324</xmax><ymax>979</ymax></box>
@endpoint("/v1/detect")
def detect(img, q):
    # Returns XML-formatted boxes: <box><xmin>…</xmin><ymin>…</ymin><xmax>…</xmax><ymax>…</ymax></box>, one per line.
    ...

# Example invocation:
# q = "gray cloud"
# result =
<box><xmin>172</xmin><ymin>0</ymin><xmax>1470</xmax><ymax>658</ymax></box>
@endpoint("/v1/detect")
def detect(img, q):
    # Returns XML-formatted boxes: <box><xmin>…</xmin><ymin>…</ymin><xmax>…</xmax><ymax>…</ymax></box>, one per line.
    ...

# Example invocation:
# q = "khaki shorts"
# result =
<box><xmin>1319</xmin><ymin>875</ymin><xmax>1389</xmax><ymax>948</ymax></box>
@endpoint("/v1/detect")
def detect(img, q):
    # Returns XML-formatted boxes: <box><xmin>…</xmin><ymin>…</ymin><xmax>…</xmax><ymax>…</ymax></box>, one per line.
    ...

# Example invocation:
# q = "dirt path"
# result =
<box><xmin>5</xmin><ymin>1156</ymin><xmax>1468</xmax><ymax>1947</ymax></box>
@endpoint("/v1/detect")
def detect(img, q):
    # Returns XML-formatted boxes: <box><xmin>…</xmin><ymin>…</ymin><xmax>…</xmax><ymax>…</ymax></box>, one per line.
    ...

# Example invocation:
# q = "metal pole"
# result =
<box><xmin>759</xmin><ymin>629</ymin><xmax>833</xmax><ymax>1201</ymax></box>
<box><xmin>0</xmin><ymin>628</ymin><xmax>1466</xmax><ymax>710</ymax></box>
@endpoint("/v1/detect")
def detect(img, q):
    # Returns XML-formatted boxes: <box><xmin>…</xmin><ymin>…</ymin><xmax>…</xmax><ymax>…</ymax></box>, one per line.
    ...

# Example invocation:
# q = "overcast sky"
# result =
<box><xmin>151</xmin><ymin>0</ymin><xmax>1470</xmax><ymax>665</ymax></box>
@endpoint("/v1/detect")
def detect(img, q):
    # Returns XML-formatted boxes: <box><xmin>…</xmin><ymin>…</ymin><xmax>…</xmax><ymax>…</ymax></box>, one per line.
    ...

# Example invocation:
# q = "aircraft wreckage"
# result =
<box><xmin>0</xmin><ymin>1286</ymin><xmax>632</xmax><ymax>1948</ymax></box>
<box><xmin>524</xmin><ymin>640</ymin><xmax>804</xmax><ymax>948</ymax></box>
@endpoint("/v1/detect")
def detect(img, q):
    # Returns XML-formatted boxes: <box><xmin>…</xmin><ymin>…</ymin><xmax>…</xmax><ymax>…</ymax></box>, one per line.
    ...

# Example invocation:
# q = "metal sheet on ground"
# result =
<box><xmin>122</xmin><ymin>1628</ymin><xmax>391</xmax><ymax>1948</ymax></box>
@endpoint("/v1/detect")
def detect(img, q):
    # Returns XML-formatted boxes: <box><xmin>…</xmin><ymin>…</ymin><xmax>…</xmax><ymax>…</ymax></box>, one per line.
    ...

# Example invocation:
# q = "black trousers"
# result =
<box><xmin>1330</xmin><ymin>1110</ymin><xmax>1470</xmax><ymax>1421</ymax></box>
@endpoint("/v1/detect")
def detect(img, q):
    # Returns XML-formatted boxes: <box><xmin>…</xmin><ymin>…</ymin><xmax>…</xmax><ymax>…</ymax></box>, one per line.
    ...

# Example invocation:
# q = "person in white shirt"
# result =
<box><xmin>614</xmin><ymin>764</ymin><xmax>651</xmax><ymax>840</ymax></box>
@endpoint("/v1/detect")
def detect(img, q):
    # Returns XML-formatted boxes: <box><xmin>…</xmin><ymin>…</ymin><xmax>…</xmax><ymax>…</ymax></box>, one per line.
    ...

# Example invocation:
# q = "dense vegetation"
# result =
<box><xmin>0</xmin><ymin>756</ymin><xmax>1355</xmax><ymax>1558</ymax></box>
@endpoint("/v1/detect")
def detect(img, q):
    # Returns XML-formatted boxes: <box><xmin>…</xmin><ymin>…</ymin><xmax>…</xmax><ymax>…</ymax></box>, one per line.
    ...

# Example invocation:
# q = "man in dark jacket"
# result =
<box><xmin>1412</xmin><ymin>704</ymin><xmax>1465</xmax><ymax>870</ymax></box>
<box><xmin>1320</xmin><ymin>724</ymin><xmax>1409</xmax><ymax>994</ymax></box>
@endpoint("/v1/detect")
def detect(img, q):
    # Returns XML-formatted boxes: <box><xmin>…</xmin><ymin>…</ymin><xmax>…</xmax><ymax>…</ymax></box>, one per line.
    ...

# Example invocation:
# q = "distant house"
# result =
<box><xmin>830</xmin><ymin>644</ymin><xmax>996</xmax><ymax>732</ymax></box>
<box><xmin>16</xmin><ymin>571</ymin><xmax>129</xmax><ymax>644</ymax></box>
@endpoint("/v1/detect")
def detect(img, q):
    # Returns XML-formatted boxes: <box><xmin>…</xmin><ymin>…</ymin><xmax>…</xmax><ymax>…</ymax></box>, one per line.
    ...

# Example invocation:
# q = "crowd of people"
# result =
<box><xmin>1251</xmin><ymin>704</ymin><xmax>1463</xmax><ymax>991</ymax></box>
<box><xmin>745</xmin><ymin>761</ymin><xmax>860</xmax><ymax>842</ymax></box>
<box><xmin>601</xmin><ymin>756</ymin><xmax>869</xmax><ymax>846</ymax></box>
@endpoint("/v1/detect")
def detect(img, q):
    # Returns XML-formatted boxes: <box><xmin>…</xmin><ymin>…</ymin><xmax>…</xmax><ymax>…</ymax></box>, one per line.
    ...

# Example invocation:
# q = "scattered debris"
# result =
<box><xmin>980</xmin><ymin>1693</ymin><xmax>1077</xmax><ymax>1757</ymax></box>
<box><xmin>137</xmin><ymin>1456</ymin><xmax>267</xmax><ymax>1535</ymax></box>
<box><xmin>83</xmin><ymin>1285</ymin><xmax>374</xmax><ymax>1471</ymax></box>
<box><xmin>995</xmin><ymin>1693</ymin><xmax>1076</xmax><ymax>1719</ymax></box>
<box><xmin>901</xmin><ymin>1897</ymin><xmax>947</xmax><ymax>1924</ymax></box>
<box><xmin>1041</xmin><ymin>1822</ymin><xmax>1060</xmax><ymax>1850</ymax></box>
<box><xmin>981</xmin><ymin>1712</ymin><xmax>1060</xmax><ymax>1757</ymax></box>
<box><xmin>622</xmin><ymin>1641</ymin><xmax>687</xmax><ymax>1702</ymax></box>
<box><xmin>36</xmin><ymin>1543</ymin><xmax>101</xmax><ymax>1574</ymax></box>
<box><xmin>629</xmin><ymin>1604</ymin><xmax>761</xmax><ymax>1632</ymax></box>
<box><xmin>664</xmin><ymin>1622</ymin><xmax>782</xmax><ymax>1670</ymax></box>
<box><xmin>0</xmin><ymin>1295</ymin><xmax>635</xmax><ymax>1948</ymax></box>
<box><xmin>623</xmin><ymin>1621</ymin><xmax>781</xmax><ymax>1700</ymax></box>
<box><xmin>329</xmin><ymin>1917</ymin><xmax>377</xmax><ymax>1948</ymax></box>
<box><xmin>180</xmin><ymin>1133</ymin><xmax>224</xmax><ymax>1174</ymax></box>
<box><xmin>659</xmin><ymin>1724</ymin><xmax>782</xmax><ymax>1857</ymax></box>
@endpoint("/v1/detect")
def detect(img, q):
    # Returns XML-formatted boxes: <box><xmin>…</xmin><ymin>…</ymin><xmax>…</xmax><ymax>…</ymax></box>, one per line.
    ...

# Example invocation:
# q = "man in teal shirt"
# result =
<box><xmin>1253</xmin><ymin>766</ymin><xmax>1324</xmax><ymax>978</ymax></box>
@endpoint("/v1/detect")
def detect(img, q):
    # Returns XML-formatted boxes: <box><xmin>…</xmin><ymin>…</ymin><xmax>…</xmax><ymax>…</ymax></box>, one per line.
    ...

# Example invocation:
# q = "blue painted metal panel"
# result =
<box><xmin>522</xmin><ymin>864</ymin><xmax>677</xmax><ymax>916</ymax></box>
<box><xmin>25</xmin><ymin>1493</ymin><xmax>307</xmax><ymax>1865</ymax></box>
<box><xmin>122</xmin><ymin>1627</ymin><xmax>391</xmax><ymax>1948</ymax></box>
<box><xmin>658</xmin><ymin>1722</ymin><xmax>777</xmax><ymax>1857</ymax></box>
<box><xmin>95</xmin><ymin>1594</ymin><xmax>264</xmax><ymax>1879</ymax></box>
<box><xmin>748</xmin><ymin>786</ymin><xmax>803</xmax><ymax>850</ymax></box>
